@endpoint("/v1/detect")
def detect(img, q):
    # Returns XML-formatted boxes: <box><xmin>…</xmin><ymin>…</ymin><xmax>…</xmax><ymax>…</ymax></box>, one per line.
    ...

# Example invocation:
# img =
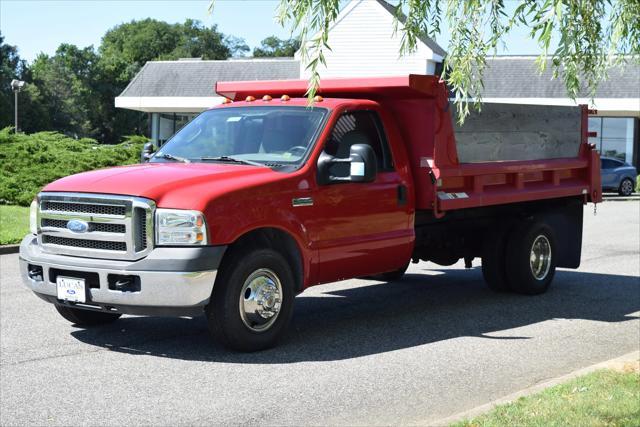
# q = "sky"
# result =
<box><xmin>1</xmin><ymin>0</ymin><xmax>549</xmax><ymax>63</ymax></box>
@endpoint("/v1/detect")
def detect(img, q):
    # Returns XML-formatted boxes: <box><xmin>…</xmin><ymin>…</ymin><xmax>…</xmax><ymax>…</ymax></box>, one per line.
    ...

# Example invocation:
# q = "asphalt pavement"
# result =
<box><xmin>1</xmin><ymin>201</ymin><xmax>639</xmax><ymax>426</ymax></box>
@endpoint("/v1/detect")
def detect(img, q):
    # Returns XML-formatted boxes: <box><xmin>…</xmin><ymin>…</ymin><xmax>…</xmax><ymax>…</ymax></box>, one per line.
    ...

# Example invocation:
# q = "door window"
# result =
<box><xmin>601</xmin><ymin>158</ymin><xmax>622</xmax><ymax>169</ymax></box>
<box><xmin>324</xmin><ymin>111</ymin><xmax>394</xmax><ymax>178</ymax></box>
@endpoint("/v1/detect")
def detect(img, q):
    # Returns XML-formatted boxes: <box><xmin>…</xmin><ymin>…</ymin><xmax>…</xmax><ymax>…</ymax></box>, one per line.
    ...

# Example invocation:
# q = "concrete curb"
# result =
<box><xmin>602</xmin><ymin>193</ymin><xmax>639</xmax><ymax>202</ymax></box>
<box><xmin>430</xmin><ymin>350</ymin><xmax>640</xmax><ymax>426</ymax></box>
<box><xmin>603</xmin><ymin>197</ymin><xmax>640</xmax><ymax>202</ymax></box>
<box><xmin>0</xmin><ymin>244</ymin><xmax>19</xmax><ymax>255</ymax></box>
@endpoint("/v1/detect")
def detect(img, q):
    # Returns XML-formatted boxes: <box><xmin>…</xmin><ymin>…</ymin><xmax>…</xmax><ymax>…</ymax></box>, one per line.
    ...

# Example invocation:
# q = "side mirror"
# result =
<box><xmin>348</xmin><ymin>144</ymin><xmax>377</xmax><ymax>183</ymax></box>
<box><xmin>141</xmin><ymin>143</ymin><xmax>155</xmax><ymax>163</ymax></box>
<box><xmin>317</xmin><ymin>143</ymin><xmax>377</xmax><ymax>185</ymax></box>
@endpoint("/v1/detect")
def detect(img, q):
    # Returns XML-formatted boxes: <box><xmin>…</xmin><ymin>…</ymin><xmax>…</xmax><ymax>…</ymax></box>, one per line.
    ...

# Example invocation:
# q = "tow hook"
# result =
<box><xmin>108</xmin><ymin>274</ymin><xmax>141</xmax><ymax>293</ymax></box>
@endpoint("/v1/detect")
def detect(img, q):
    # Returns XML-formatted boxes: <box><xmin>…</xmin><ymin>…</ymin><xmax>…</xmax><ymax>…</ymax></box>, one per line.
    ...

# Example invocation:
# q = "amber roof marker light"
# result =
<box><xmin>221</xmin><ymin>98</ymin><xmax>232</xmax><ymax>104</ymax></box>
<box><xmin>281</xmin><ymin>95</ymin><xmax>290</xmax><ymax>101</ymax></box>
<box><xmin>245</xmin><ymin>95</ymin><xmax>256</xmax><ymax>102</ymax></box>
<box><xmin>262</xmin><ymin>95</ymin><xmax>272</xmax><ymax>101</ymax></box>
<box><xmin>313</xmin><ymin>95</ymin><xmax>323</xmax><ymax>102</ymax></box>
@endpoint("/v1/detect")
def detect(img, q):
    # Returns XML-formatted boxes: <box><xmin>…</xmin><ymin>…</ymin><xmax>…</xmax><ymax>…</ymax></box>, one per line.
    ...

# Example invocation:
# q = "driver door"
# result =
<box><xmin>310</xmin><ymin>109</ymin><xmax>413</xmax><ymax>284</ymax></box>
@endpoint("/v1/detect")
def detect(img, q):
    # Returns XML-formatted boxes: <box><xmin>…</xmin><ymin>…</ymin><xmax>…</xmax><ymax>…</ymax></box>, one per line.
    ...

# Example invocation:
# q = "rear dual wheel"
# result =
<box><xmin>481</xmin><ymin>221</ymin><xmax>513</xmax><ymax>292</ymax></box>
<box><xmin>482</xmin><ymin>220</ymin><xmax>557</xmax><ymax>295</ymax></box>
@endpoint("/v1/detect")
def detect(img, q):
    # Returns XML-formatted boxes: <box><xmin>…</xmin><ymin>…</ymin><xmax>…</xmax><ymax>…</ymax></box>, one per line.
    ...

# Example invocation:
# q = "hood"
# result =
<box><xmin>43</xmin><ymin>162</ymin><xmax>280</xmax><ymax>208</ymax></box>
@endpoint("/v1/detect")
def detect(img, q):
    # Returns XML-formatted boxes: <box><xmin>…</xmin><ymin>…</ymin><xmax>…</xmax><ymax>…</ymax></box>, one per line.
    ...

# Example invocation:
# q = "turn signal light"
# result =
<box><xmin>281</xmin><ymin>95</ymin><xmax>290</xmax><ymax>101</ymax></box>
<box><xmin>246</xmin><ymin>96</ymin><xmax>256</xmax><ymax>102</ymax></box>
<box><xmin>313</xmin><ymin>95</ymin><xmax>323</xmax><ymax>102</ymax></box>
<box><xmin>262</xmin><ymin>95</ymin><xmax>272</xmax><ymax>101</ymax></box>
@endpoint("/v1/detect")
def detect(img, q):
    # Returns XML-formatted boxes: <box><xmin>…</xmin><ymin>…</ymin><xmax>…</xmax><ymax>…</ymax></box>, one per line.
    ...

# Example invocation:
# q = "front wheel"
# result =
<box><xmin>619</xmin><ymin>178</ymin><xmax>634</xmax><ymax>196</ymax></box>
<box><xmin>505</xmin><ymin>221</ymin><xmax>557</xmax><ymax>295</ymax></box>
<box><xmin>55</xmin><ymin>305</ymin><xmax>122</xmax><ymax>326</ymax></box>
<box><xmin>206</xmin><ymin>248</ymin><xmax>295</xmax><ymax>352</ymax></box>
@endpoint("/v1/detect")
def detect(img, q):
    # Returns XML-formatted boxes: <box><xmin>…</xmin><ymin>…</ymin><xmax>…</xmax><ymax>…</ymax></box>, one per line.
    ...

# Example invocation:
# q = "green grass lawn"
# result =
<box><xmin>0</xmin><ymin>205</ymin><xmax>30</xmax><ymax>245</ymax></box>
<box><xmin>454</xmin><ymin>369</ymin><xmax>640</xmax><ymax>427</ymax></box>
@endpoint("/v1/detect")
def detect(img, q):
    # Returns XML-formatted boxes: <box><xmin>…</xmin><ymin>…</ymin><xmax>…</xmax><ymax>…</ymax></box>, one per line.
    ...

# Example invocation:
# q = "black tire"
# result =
<box><xmin>481</xmin><ymin>221</ymin><xmax>513</xmax><ymax>292</ymax></box>
<box><xmin>505</xmin><ymin>220</ymin><xmax>557</xmax><ymax>295</ymax></box>
<box><xmin>206</xmin><ymin>248</ymin><xmax>295</xmax><ymax>352</ymax></box>
<box><xmin>55</xmin><ymin>305</ymin><xmax>122</xmax><ymax>326</ymax></box>
<box><xmin>619</xmin><ymin>178</ymin><xmax>634</xmax><ymax>196</ymax></box>
<box><xmin>376</xmin><ymin>262</ymin><xmax>410</xmax><ymax>281</ymax></box>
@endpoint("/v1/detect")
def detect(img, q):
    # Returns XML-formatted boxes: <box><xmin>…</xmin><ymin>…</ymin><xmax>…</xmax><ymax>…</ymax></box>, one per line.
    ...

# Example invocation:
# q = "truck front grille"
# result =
<box><xmin>134</xmin><ymin>207</ymin><xmax>147</xmax><ymax>250</ymax></box>
<box><xmin>40</xmin><ymin>201</ymin><xmax>126</xmax><ymax>216</ymax></box>
<box><xmin>37</xmin><ymin>193</ymin><xmax>155</xmax><ymax>261</ymax></box>
<box><xmin>43</xmin><ymin>235</ymin><xmax>127</xmax><ymax>252</ymax></box>
<box><xmin>41</xmin><ymin>218</ymin><xmax>126</xmax><ymax>234</ymax></box>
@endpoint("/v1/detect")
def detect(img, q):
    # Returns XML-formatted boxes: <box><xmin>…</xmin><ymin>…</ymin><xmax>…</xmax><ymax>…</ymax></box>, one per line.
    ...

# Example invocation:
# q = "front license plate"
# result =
<box><xmin>56</xmin><ymin>276</ymin><xmax>86</xmax><ymax>303</ymax></box>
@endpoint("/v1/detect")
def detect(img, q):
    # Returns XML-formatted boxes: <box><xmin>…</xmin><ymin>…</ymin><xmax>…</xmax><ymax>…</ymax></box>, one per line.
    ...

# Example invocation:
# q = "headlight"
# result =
<box><xmin>155</xmin><ymin>209</ymin><xmax>208</xmax><ymax>246</ymax></box>
<box><xmin>29</xmin><ymin>199</ymin><xmax>38</xmax><ymax>235</ymax></box>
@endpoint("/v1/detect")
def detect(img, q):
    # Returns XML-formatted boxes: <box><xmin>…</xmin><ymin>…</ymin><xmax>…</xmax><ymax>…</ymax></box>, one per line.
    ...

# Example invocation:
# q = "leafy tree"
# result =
<box><xmin>29</xmin><ymin>45</ymin><xmax>100</xmax><ymax>137</ymax></box>
<box><xmin>253</xmin><ymin>36</ymin><xmax>301</xmax><ymax>57</ymax></box>
<box><xmin>99</xmin><ymin>19</ymin><xmax>231</xmax><ymax>85</ymax></box>
<box><xmin>2</xmin><ymin>19</ymin><xmax>249</xmax><ymax>142</ymax></box>
<box><xmin>172</xmin><ymin>19</ymin><xmax>234</xmax><ymax>60</ymax></box>
<box><xmin>261</xmin><ymin>0</ymin><xmax>639</xmax><ymax>120</ymax></box>
<box><xmin>96</xmin><ymin>18</ymin><xmax>234</xmax><ymax>143</ymax></box>
<box><xmin>14</xmin><ymin>67</ymin><xmax>52</xmax><ymax>133</ymax></box>
<box><xmin>0</xmin><ymin>32</ymin><xmax>27</xmax><ymax>128</ymax></box>
<box><xmin>225</xmin><ymin>36</ymin><xmax>251</xmax><ymax>57</ymax></box>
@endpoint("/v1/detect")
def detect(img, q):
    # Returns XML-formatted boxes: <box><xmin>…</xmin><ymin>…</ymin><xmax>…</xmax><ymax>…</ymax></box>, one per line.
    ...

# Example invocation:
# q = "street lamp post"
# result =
<box><xmin>10</xmin><ymin>79</ymin><xmax>25</xmax><ymax>133</ymax></box>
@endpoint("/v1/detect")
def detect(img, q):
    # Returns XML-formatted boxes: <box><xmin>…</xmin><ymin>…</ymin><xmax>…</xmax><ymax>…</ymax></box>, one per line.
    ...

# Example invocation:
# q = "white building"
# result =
<box><xmin>115</xmin><ymin>0</ymin><xmax>640</xmax><ymax>166</ymax></box>
<box><xmin>296</xmin><ymin>0</ymin><xmax>445</xmax><ymax>78</ymax></box>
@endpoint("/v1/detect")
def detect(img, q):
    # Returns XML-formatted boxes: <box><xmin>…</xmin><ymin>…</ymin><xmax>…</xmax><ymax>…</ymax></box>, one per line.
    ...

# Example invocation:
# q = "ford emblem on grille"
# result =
<box><xmin>67</xmin><ymin>219</ymin><xmax>89</xmax><ymax>233</ymax></box>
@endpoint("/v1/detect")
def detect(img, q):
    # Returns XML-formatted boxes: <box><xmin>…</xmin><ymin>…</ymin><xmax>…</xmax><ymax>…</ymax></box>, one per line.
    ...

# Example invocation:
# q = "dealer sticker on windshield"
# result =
<box><xmin>56</xmin><ymin>276</ymin><xmax>86</xmax><ymax>303</ymax></box>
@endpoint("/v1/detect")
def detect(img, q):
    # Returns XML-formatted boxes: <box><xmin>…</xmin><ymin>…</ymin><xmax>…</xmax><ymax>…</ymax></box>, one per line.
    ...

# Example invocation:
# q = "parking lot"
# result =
<box><xmin>1</xmin><ymin>200</ymin><xmax>638</xmax><ymax>426</ymax></box>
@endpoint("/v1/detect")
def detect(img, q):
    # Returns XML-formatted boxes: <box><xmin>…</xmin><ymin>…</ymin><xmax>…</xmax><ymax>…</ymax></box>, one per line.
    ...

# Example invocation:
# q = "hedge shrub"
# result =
<box><xmin>0</xmin><ymin>128</ymin><xmax>147</xmax><ymax>206</ymax></box>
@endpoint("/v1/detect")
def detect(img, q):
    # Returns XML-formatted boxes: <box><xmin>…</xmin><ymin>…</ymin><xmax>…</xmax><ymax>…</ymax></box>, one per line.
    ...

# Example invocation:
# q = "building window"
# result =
<box><xmin>159</xmin><ymin>113</ymin><xmax>175</xmax><ymax>145</ymax></box>
<box><xmin>150</xmin><ymin>112</ymin><xmax>198</xmax><ymax>147</ymax></box>
<box><xmin>588</xmin><ymin>117</ymin><xmax>635</xmax><ymax>164</ymax></box>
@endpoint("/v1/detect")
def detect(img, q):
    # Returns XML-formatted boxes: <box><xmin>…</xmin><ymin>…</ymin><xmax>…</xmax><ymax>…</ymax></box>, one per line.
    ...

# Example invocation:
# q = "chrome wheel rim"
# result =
<box><xmin>621</xmin><ymin>180</ymin><xmax>633</xmax><ymax>195</ymax></box>
<box><xmin>239</xmin><ymin>268</ymin><xmax>283</xmax><ymax>332</ymax></box>
<box><xmin>530</xmin><ymin>235</ymin><xmax>552</xmax><ymax>281</ymax></box>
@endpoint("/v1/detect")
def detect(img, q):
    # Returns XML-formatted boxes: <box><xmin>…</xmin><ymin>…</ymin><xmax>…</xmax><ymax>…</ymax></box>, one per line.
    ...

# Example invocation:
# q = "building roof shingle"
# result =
<box><xmin>481</xmin><ymin>56</ymin><xmax>640</xmax><ymax>99</ymax></box>
<box><xmin>119</xmin><ymin>56</ymin><xmax>638</xmax><ymax>101</ymax></box>
<box><xmin>119</xmin><ymin>58</ymin><xmax>300</xmax><ymax>98</ymax></box>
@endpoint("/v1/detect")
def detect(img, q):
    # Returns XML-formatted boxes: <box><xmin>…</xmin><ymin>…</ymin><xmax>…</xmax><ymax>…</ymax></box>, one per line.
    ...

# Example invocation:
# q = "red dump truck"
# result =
<box><xmin>19</xmin><ymin>75</ymin><xmax>601</xmax><ymax>351</ymax></box>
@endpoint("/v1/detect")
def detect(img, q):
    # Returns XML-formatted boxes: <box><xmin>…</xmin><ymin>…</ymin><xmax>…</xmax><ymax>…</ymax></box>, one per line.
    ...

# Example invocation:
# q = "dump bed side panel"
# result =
<box><xmin>454</xmin><ymin>103</ymin><xmax>582</xmax><ymax>163</ymax></box>
<box><xmin>431</xmin><ymin>102</ymin><xmax>602</xmax><ymax>212</ymax></box>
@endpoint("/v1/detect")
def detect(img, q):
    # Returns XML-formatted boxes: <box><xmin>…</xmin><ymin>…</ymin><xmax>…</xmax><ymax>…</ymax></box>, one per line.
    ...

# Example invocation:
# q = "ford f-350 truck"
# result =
<box><xmin>19</xmin><ymin>75</ymin><xmax>602</xmax><ymax>351</ymax></box>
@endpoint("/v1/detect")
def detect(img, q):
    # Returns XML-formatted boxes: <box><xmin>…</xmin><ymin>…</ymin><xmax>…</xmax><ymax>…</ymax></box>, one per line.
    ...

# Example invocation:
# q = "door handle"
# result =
<box><xmin>397</xmin><ymin>185</ymin><xmax>407</xmax><ymax>206</ymax></box>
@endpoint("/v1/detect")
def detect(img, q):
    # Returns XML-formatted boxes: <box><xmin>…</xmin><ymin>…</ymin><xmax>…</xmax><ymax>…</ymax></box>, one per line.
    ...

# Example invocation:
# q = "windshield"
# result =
<box><xmin>151</xmin><ymin>106</ymin><xmax>328</xmax><ymax>167</ymax></box>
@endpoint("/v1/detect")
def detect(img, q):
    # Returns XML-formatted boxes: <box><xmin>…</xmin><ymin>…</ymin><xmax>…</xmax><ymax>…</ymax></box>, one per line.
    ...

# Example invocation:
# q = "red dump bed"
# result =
<box><xmin>217</xmin><ymin>75</ymin><xmax>602</xmax><ymax>212</ymax></box>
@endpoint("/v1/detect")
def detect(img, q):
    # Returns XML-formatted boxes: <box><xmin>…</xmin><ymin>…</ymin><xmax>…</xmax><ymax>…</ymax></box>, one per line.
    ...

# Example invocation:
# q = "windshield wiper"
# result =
<box><xmin>156</xmin><ymin>153</ymin><xmax>190</xmax><ymax>163</ymax></box>
<box><xmin>199</xmin><ymin>156</ymin><xmax>266</xmax><ymax>167</ymax></box>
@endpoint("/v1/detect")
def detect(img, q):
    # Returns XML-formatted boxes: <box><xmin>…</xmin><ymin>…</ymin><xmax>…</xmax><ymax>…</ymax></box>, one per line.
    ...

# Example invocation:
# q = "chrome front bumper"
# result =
<box><xmin>19</xmin><ymin>235</ymin><xmax>226</xmax><ymax>316</ymax></box>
